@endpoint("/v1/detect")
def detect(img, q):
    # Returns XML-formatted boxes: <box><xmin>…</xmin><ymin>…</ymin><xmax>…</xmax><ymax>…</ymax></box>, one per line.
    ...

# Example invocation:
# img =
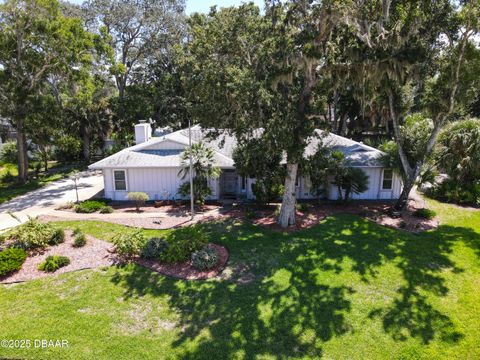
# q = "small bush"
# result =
<box><xmin>160</xmin><ymin>226</ymin><xmax>208</xmax><ymax>263</ymax></box>
<box><xmin>127</xmin><ymin>192</ymin><xmax>149</xmax><ymax>211</ymax></box>
<box><xmin>50</xmin><ymin>228</ymin><xmax>65</xmax><ymax>245</ymax></box>
<box><xmin>5</xmin><ymin>219</ymin><xmax>57</xmax><ymax>250</ymax></box>
<box><xmin>99</xmin><ymin>206</ymin><xmax>114</xmax><ymax>214</ymax></box>
<box><xmin>38</xmin><ymin>255</ymin><xmax>70</xmax><ymax>272</ymax></box>
<box><xmin>75</xmin><ymin>200</ymin><xmax>108</xmax><ymax>213</ymax></box>
<box><xmin>140</xmin><ymin>237</ymin><xmax>169</xmax><ymax>259</ymax></box>
<box><xmin>0</xmin><ymin>141</ymin><xmax>18</xmax><ymax>164</ymax></box>
<box><xmin>72</xmin><ymin>227</ymin><xmax>82</xmax><ymax>236</ymax></box>
<box><xmin>191</xmin><ymin>246</ymin><xmax>218</xmax><ymax>270</ymax></box>
<box><xmin>414</xmin><ymin>208</ymin><xmax>437</xmax><ymax>220</ymax></box>
<box><xmin>112</xmin><ymin>229</ymin><xmax>146</xmax><ymax>259</ymax></box>
<box><xmin>73</xmin><ymin>233</ymin><xmax>87</xmax><ymax>248</ymax></box>
<box><xmin>296</xmin><ymin>202</ymin><xmax>310</xmax><ymax>212</ymax></box>
<box><xmin>245</xmin><ymin>207</ymin><xmax>257</xmax><ymax>220</ymax></box>
<box><xmin>0</xmin><ymin>248</ymin><xmax>27</xmax><ymax>276</ymax></box>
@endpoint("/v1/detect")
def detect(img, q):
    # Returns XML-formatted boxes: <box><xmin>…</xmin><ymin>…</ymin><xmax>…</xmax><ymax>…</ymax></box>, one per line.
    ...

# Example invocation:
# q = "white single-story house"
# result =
<box><xmin>89</xmin><ymin>121</ymin><xmax>403</xmax><ymax>201</ymax></box>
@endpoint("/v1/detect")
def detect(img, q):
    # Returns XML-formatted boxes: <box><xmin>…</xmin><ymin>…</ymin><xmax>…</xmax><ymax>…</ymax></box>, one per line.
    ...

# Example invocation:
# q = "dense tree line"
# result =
<box><xmin>1</xmin><ymin>0</ymin><xmax>479</xmax><ymax>227</ymax></box>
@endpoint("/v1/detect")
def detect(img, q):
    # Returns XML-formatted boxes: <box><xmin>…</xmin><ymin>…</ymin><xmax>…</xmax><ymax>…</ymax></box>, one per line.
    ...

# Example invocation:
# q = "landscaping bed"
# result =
<box><xmin>0</xmin><ymin>229</ymin><xmax>120</xmax><ymax>284</ymax></box>
<box><xmin>138</xmin><ymin>243</ymin><xmax>228</xmax><ymax>280</ymax></box>
<box><xmin>224</xmin><ymin>198</ymin><xmax>439</xmax><ymax>233</ymax></box>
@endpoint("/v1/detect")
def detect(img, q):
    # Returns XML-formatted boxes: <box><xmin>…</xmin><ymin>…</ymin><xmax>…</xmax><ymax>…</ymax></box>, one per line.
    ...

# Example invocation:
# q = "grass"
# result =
<box><xmin>0</xmin><ymin>201</ymin><xmax>479</xmax><ymax>359</ymax></box>
<box><xmin>0</xmin><ymin>162</ymin><xmax>83</xmax><ymax>204</ymax></box>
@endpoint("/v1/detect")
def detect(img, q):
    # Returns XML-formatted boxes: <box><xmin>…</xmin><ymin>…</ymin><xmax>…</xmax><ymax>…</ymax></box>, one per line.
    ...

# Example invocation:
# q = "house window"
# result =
<box><xmin>241</xmin><ymin>176</ymin><xmax>247</xmax><ymax>192</ymax></box>
<box><xmin>114</xmin><ymin>170</ymin><xmax>127</xmax><ymax>191</ymax></box>
<box><xmin>382</xmin><ymin>169</ymin><xmax>393</xmax><ymax>190</ymax></box>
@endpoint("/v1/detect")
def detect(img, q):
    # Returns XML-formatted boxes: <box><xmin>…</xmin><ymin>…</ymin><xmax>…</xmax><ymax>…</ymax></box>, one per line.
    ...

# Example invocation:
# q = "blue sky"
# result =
<box><xmin>65</xmin><ymin>0</ymin><xmax>264</xmax><ymax>14</ymax></box>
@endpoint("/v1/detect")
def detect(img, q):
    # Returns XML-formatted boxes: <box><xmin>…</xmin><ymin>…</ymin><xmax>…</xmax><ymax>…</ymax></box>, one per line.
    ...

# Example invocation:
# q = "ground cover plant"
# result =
<box><xmin>38</xmin><ymin>255</ymin><xmax>70</xmax><ymax>272</ymax></box>
<box><xmin>0</xmin><ymin>199</ymin><xmax>479</xmax><ymax>359</ymax></box>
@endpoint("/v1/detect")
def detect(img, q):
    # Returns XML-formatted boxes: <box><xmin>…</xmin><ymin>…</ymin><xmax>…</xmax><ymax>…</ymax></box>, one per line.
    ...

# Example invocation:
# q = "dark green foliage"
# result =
<box><xmin>38</xmin><ymin>255</ymin><xmax>70</xmax><ymax>272</ymax></box>
<box><xmin>0</xmin><ymin>141</ymin><xmax>18</xmax><ymax>164</ymax></box>
<box><xmin>75</xmin><ymin>200</ymin><xmax>108</xmax><ymax>213</ymax></box>
<box><xmin>0</xmin><ymin>248</ymin><xmax>27</xmax><ymax>276</ymax></box>
<box><xmin>50</xmin><ymin>228</ymin><xmax>65</xmax><ymax>245</ymax></box>
<box><xmin>140</xmin><ymin>237</ymin><xmax>169</xmax><ymax>259</ymax></box>
<box><xmin>245</xmin><ymin>207</ymin><xmax>257</xmax><ymax>220</ymax></box>
<box><xmin>99</xmin><ymin>206</ymin><xmax>114</xmax><ymax>214</ymax></box>
<box><xmin>428</xmin><ymin>180</ymin><xmax>480</xmax><ymax>207</ymax></box>
<box><xmin>160</xmin><ymin>226</ymin><xmax>208</xmax><ymax>263</ymax></box>
<box><xmin>332</xmin><ymin>168</ymin><xmax>369</xmax><ymax>201</ymax></box>
<box><xmin>251</xmin><ymin>182</ymin><xmax>284</xmax><ymax>205</ymax></box>
<box><xmin>296</xmin><ymin>202</ymin><xmax>311</xmax><ymax>212</ymax></box>
<box><xmin>5</xmin><ymin>219</ymin><xmax>58</xmax><ymax>250</ymax></box>
<box><xmin>233</xmin><ymin>138</ymin><xmax>285</xmax><ymax>206</ymax></box>
<box><xmin>112</xmin><ymin>229</ymin><xmax>146</xmax><ymax>259</ymax></box>
<box><xmin>178</xmin><ymin>143</ymin><xmax>220</xmax><ymax>206</ymax></box>
<box><xmin>73</xmin><ymin>233</ymin><xmax>87</xmax><ymax>248</ymax></box>
<box><xmin>437</xmin><ymin>118</ymin><xmax>480</xmax><ymax>184</ymax></box>
<box><xmin>178</xmin><ymin>178</ymin><xmax>212</xmax><ymax>207</ymax></box>
<box><xmin>414</xmin><ymin>208</ymin><xmax>437</xmax><ymax>220</ymax></box>
<box><xmin>73</xmin><ymin>227</ymin><xmax>82</xmax><ymax>236</ymax></box>
<box><xmin>54</xmin><ymin>136</ymin><xmax>82</xmax><ymax>163</ymax></box>
<box><xmin>191</xmin><ymin>246</ymin><xmax>219</xmax><ymax>271</ymax></box>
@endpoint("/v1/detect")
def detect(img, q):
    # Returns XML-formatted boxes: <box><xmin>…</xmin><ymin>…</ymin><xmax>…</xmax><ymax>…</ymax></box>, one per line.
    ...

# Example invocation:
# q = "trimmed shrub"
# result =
<box><xmin>50</xmin><ymin>228</ymin><xmax>65</xmax><ymax>245</ymax></box>
<box><xmin>160</xmin><ymin>226</ymin><xmax>208</xmax><ymax>263</ymax></box>
<box><xmin>5</xmin><ymin>219</ymin><xmax>57</xmax><ymax>250</ymax></box>
<box><xmin>38</xmin><ymin>255</ymin><xmax>70</xmax><ymax>272</ymax></box>
<box><xmin>141</xmin><ymin>237</ymin><xmax>169</xmax><ymax>259</ymax></box>
<box><xmin>414</xmin><ymin>208</ymin><xmax>437</xmax><ymax>220</ymax></box>
<box><xmin>99</xmin><ymin>206</ymin><xmax>114</xmax><ymax>214</ymax></box>
<box><xmin>127</xmin><ymin>192</ymin><xmax>149</xmax><ymax>211</ymax></box>
<box><xmin>73</xmin><ymin>233</ymin><xmax>87</xmax><ymax>248</ymax></box>
<box><xmin>74</xmin><ymin>200</ymin><xmax>108</xmax><ymax>213</ymax></box>
<box><xmin>191</xmin><ymin>246</ymin><xmax>218</xmax><ymax>270</ymax></box>
<box><xmin>0</xmin><ymin>248</ymin><xmax>27</xmax><ymax>276</ymax></box>
<box><xmin>112</xmin><ymin>229</ymin><xmax>146</xmax><ymax>259</ymax></box>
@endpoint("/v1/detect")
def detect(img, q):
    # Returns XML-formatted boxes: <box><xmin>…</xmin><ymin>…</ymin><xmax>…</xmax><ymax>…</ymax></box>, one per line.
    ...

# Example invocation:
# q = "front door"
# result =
<box><xmin>221</xmin><ymin>170</ymin><xmax>237</xmax><ymax>198</ymax></box>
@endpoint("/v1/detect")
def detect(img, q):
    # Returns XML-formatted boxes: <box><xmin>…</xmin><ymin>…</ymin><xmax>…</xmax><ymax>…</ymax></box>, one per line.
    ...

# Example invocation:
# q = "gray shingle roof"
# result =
<box><xmin>89</xmin><ymin>126</ymin><xmax>384</xmax><ymax>169</ymax></box>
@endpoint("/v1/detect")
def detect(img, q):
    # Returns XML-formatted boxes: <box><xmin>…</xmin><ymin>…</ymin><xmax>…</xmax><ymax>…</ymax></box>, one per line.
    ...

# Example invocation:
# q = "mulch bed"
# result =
<box><xmin>0</xmin><ymin>231</ymin><xmax>121</xmax><ymax>284</ymax></box>
<box><xmin>136</xmin><ymin>243</ymin><xmax>229</xmax><ymax>280</ymax></box>
<box><xmin>223</xmin><ymin>199</ymin><xmax>438</xmax><ymax>233</ymax></box>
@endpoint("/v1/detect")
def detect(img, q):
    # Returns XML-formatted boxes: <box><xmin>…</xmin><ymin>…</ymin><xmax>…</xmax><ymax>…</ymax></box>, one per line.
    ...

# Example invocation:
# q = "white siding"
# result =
<box><xmin>103</xmin><ymin>167</ymin><xmax>221</xmax><ymax>201</ymax></box>
<box><xmin>101</xmin><ymin>166</ymin><xmax>403</xmax><ymax>201</ymax></box>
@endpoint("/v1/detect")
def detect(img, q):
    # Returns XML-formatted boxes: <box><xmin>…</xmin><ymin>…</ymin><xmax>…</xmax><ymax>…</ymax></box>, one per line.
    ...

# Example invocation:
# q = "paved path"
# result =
<box><xmin>0</xmin><ymin>172</ymin><xmax>104</xmax><ymax>231</ymax></box>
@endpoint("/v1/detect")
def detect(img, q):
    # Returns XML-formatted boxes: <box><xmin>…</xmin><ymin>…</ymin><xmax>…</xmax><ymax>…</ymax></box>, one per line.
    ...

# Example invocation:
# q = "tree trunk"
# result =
<box><xmin>15</xmin><ymin>119</ymin><xmax>29</xmax><ymax>184</ymax></box>
<box><xmin>82</xmin><ymin>130</ymin><xmax>90</xmax><ymax>162</ymax></box>
<box><xmin>394</xmin><ymin>165</ymin><xmax>421</xmax><ymax>211</ymax></box>
<box><xmin>278</xmin><ymin>163</ymin><xmax>298</xmax><ymax>228</ymax></box>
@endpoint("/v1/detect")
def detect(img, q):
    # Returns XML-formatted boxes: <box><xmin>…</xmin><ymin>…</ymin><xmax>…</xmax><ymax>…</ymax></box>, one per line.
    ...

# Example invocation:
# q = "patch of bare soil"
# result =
<box><xmin>223</xmin><ymin>200</ymin><xmax>438</xmax><ymax>233</ymax></box>
<box><xmin>136</xmin><ymin>243</ymin><xmax>229</xmax><ymax>280</ymax></box>
<box><xmin>0</xmin><ymin>231</ymin><xmax>121</xmax><ymax>284</ymax></box>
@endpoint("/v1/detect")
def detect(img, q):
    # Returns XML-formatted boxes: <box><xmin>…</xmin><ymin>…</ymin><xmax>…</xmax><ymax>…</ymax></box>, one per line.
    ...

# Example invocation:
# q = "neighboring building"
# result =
<box><xmin>89</xmin><ymin>121</ymin><xmax>403</xmax><ymax>201</ymax></box>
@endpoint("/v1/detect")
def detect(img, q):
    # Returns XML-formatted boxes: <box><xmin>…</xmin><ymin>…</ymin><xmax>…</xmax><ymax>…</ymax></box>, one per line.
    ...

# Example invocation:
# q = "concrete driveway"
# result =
<box><xmin>0</xmin><ymin>171</ymin><xmax>104</xmax><ymax>231</ymax></box>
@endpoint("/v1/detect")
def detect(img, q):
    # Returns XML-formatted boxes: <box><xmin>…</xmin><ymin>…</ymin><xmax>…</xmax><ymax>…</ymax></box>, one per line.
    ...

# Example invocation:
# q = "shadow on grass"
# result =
<box><xmin>110</xmin><ymin>215</ymin><xmax>479</xmax><ymax>357</ymax></box>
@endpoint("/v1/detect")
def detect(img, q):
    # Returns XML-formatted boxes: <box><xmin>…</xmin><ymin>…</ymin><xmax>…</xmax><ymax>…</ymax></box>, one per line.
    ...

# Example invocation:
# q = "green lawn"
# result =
<box><xmin>0</xmin><ymin>201</ymin><xmax>479</xmax><ymax>359</ymax></box>
<box><xmin>0</xmin><ymin>162</ymin><xmax>82</xmax><ymax>204</ymax></box>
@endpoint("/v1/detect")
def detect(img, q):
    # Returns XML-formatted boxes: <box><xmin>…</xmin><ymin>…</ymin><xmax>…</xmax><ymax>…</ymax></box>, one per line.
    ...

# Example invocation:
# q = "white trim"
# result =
<box><xmin>113</xmin><ymin>169</ymin><xmax>128</xmax><ymax>191</ymax></box>
<box><xmin>381</xmin><ymin>169</ymin><xmax>393</xmax><ymax>191</ymax></box>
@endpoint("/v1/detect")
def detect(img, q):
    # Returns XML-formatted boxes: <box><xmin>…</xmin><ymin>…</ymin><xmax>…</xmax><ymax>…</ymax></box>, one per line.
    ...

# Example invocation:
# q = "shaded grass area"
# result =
<box><xmin>0</xmin><ymin>202</ymin><xmax>479</xmax><ymax>359</ymax></box>
<box><xmin>0</xmin><ymin>162</ymin><xmax>83</xmax><ymax>205</ymax></box>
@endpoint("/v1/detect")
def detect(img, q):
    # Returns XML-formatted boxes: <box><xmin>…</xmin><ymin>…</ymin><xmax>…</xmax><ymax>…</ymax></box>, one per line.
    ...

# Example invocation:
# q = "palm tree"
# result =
<box><xmin>178</xmin><ymin>142</ymin><xmax>221</xmax><ymax>180</ymax></box>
